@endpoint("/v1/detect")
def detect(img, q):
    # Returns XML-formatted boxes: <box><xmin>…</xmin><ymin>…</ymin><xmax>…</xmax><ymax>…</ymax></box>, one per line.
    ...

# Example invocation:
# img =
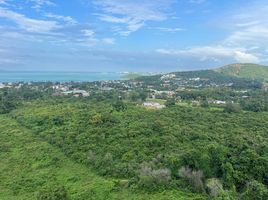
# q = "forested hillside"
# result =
<box><xmin>1</xmin><ymin>96</ymin><xmax>266</xmax><ymax>199</ymax></box>
<box><xmin>216</xmin><ymin>63</ymin><xmax>268</xmax><ymax>81</ymax></box>
<box><xmin>0</xmin><ymin>115</ymin><xmax>206</xmax><ymax>200</ymax></box>
<box><xmin>136</xmin><ymin>67</ymin><xmax>263</xmax><ymax>90</ymax></box>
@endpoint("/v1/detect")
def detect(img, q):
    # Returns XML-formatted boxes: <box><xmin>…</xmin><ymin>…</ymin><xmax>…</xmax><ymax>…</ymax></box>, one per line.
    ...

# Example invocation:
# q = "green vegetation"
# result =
<box><xmin>1</xmin><ymin>65</ymin><xmax>268</xmax><ymax>199</ymax></box>
<box><xmin>146</xmin><ymin>98</ymin><xmax>166</xmax><ymax>105</ymax></box>
<box><xmin>216</xmin><ymin>63</ymin><xmax>268</xmax><ymax>81</ymax></box>
<box><xmin>0</xmin><ymin>115</ymin><xmax>206</xmax><ymax>200</ymax></box>
<box><xmin>1</xmin><ymin>96</ymin><xmax>265</xmax><ymax>199</ymax></box>
<box><xmin>137</xmin><ymin>69</ymin><xmax>263</xmax><ymax>91</ymax></box>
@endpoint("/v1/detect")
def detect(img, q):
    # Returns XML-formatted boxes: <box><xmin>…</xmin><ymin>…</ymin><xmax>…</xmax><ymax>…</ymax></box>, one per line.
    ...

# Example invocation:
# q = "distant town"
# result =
<box><xmin>1</xmin><ymin>69</ymin><xmax>265</xmax><ymax>110</ymax></box>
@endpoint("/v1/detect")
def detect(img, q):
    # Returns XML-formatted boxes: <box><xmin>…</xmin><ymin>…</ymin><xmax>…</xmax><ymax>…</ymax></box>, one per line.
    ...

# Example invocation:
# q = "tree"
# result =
<box><xmin>222</xmin><ymin>162</ymin><xmax>235</xmax><ymax>189</ymax></box>
<box><xmin>0</xmin><ymin>98</ymin><xmax>17</xmax><ymax>114</ymax></box>
<box><xmin>139</xmin><ymin>91</ymin><xmax>148</xmax><ymax>102</ymax></box>
<box><xmin>206</xmin><ymin>178</ymin><xmax>224</xmax><ymax>198</ymax></box>
<box><xmin>224</xmin><ymin>103</ymin><xmax>241</xmax><ymax>113</ymax></box>
<box><xmin>207</xmin><ymin>144</ymin><xmax>226</xmax><ymax>177</ymax></box>
<box><xmin>112</xmin><ymin>100</ymin><xmax>127</xmax><ymax>112</ymax></box>
<box><xmin>165</xmin><ymin>98</ymin><xmax>176</xmax><ymax>107</ymax></box>
<box><xmin>200</xmin><ymin>100</ymin><xmax>209</xmax><ymax>108</ymax></box>
<box><xmin>37</xmin><ymin>185</ymin><xmax>69</xmax><ymax>200</ymax></box>
<box><xmin>138</xmin><ymin>163</ymin><xmax>171</xmax><ymax>190</ymax></box>
<box><xmin>130</xmin><ymin>92</ymin><xmax>140</xmax><ymax>102</ymax></box>
<box><xmin>178</xmin><ymin>166</ymin><xmax>205</xmax><ymax>192</ymax></box>
<box><xmin>241</xmin><ymin>180</ymin><xmax>268</xmax><ymax>200</ymax></box>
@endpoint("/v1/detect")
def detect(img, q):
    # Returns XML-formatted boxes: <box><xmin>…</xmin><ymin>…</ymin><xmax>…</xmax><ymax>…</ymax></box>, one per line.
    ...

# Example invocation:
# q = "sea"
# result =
<box><xmin>0</xmin><ymin>71</ymin><xmax>124</xmax><ymax>83</ymax></box>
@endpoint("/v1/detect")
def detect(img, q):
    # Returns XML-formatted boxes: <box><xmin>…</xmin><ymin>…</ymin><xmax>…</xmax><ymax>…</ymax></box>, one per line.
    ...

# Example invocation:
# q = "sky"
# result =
<box><xmin>0</xmin><ymin>0</ymin><xmax>268</xmax><ymax>72</ymax></box>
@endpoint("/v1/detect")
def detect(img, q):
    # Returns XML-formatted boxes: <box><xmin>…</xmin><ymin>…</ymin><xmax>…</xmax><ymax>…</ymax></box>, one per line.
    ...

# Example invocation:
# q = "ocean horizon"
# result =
<box><xmin>0</xmin><ymin>71</ymin><xmax>125</xmax><ymax>83</ymax></box>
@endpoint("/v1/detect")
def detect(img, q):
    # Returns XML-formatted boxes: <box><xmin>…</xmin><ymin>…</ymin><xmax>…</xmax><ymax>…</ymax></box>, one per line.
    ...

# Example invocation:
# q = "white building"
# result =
<box><xmin>143</xmin><ymin>102</ymin><xmax>166</xmax><ymax>109</ymax></box>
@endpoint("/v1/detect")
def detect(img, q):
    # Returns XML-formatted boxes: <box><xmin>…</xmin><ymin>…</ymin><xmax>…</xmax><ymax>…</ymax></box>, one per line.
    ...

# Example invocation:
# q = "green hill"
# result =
<box><xmin>215</xmin><ymin>63</ymin><xmax>268</xmax><ymax>81</ymax></box>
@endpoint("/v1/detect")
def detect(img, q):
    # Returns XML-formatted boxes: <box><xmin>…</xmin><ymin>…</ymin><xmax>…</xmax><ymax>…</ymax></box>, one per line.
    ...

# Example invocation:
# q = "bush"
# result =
<box><xmin>0</xmin><ymin>99</ymin><xmax>17</xmax><ymax>114</ymax></box>
<box><xmin>206</xmin><ymin>178</ymin><xmax>224</xmax><ymax>197</ymax></box>
<box><xmin>138</xmin><ymin>163</ymin><xmax>171</xmax><ymax>190</ymax></box>
<box><xmin>37</xmin><ymin>185</ymin><xmax>69</xmax><ymax>200</ymax></box>
<box><xmin>224</xmin><ymin>103</ymin><xmax>241</xmax><ymax>113</ymax></box>
<box><xmin>165</xmin><ymin>98</ymin><xmax>176</xmax><ymax>107</ymax></box>
<box><xmin>112</xmin><ymin>100</ymin><xmax>127</xmax><ymax>112</ymax></box>
<box><xmin>178</xmin><ymin>166</ymin><xmax>205</xmax><ymax>192</ymax></box>
<box><xmin>241</xmin><ymin>180</ymin><xmax>268</xmax><ymax>200</ymax></box>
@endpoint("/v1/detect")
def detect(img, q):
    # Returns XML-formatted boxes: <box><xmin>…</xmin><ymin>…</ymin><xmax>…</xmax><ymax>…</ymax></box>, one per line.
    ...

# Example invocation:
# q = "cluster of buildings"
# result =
<box><xmin>51</xmin><ymin>84</ymin><xmax>90</xmax><ymax>97</ymax></box>
<box><xmin>0</xmin><ymin>73</ymin><xmax>253</xmax><ymax>108</ymax></box>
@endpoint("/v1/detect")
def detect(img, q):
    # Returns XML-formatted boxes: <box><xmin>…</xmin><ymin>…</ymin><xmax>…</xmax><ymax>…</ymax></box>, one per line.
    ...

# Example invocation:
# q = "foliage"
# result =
<box><xmin>224</xmin><ymin>103</ymin><xmax>241</xmax><ymax>113</ymax></box>
<box><xmin>165</xmin><ymin>98</ymin><xmax>176</xmax><ymax>107</ymax></box>
<box><xmin>206</xmin><ymin>178</ymin><xmax>223</xmax><ymax>198</ymax></box>
<box><xmin>241</xmin><ymin>180</ymin><xmax>268</xmax><ymax>200</ymax></box>
<box><xmin>37</xmin><ymin>185</ymin><xmax>69</xmax><ymax>200</ymax></box>
<box><xmin>178</xmin><ymin>166</ymin><xmax>205</xmax><ymax>192</ymax></box>
<box><xmin>216</xmin><ymin>63</ymin><xmax>268</xmax><ymax>81</ymax></box>
<box><xmin>1</xmin><ymin>81</ymin><xmax>268</xmax><ymax>199</ymax></box>
<box><xmin>137</xmin><ymin>163</ymin><xmax>171</xmax><ymax>190</ymax></box>
<box><xmin>0</xmin><ymin>115</ymin><xmax>206</xmax><ymax>200</ymax></box>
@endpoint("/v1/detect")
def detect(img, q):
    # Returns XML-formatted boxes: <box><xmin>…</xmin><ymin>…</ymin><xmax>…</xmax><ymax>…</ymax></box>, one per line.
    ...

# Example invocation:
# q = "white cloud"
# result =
<box><xmin>0</xmin><ymin>0</ymin><xmax>8</xmax><ymax>5</ymax></box>
<box><xmin>215</xmin><ymin>4</ymin><xmax>268</xmax><ymax>64</ymax></box>
<box><xmin>224</xmin><ymin>26</ymin><xmax>268</xmax><ymax>46</ymax></box>
<box><xmin>44</xmin><ymin>13</ymin><xmax>77</xmax><ymax>25</ymax></box>
<box><xmin>153</xmin><ymin>27</ymin><xmax>185</xmax><ymax>33</ymax></box>
<box><xmin>189</xmin><ymin>0</ymin><xmax>206</xmax><ymax>4</ymax></box>
<box><xmin>233</xmin><ymin>51</ymin><xmax>259</xmax><ymax>63</ymax></box>
<box><xmin>93</xmin><ymin>0</ymin><xmax>174</xmax><ymax>35</ymax></box>
<box><xmin>102</xmin><ymin>38</ymin><xmax>115</xmax><ymax>45</ymax></box>
<box><xmin>81</xmin><ymin>29</ymin><xmax>95</xmax><ymax>37</ymax></box>
<box><xmin>0</xmin><ymin>7</ymin><xmax>61</xmax><ymax>34</ymax></box>
<box><xmin>28</xmin><ymin>0</ymin><xmax>56</xmax><ymax>9</ymax></box>
<box><xmin>156</xmin><ymin>46</ymin><xmax>260</xmax><ymax>63</ymax></box>
<box><xmin>96</xmin><ymin>14</ymin><xmax>129</xmax><ymax>23</ymax></box>
<box><xmin>79</xmin><ymin>29</ymin><xmax>100</xmax><ymax>46</ymax></box>
<box><xmin>0</xmin><ymin>58</ymin><xmax>21</xmax><ymax>64</ymax></box>
<box><xmin>219</xmin><ymin>2</ymin><xmax>268</xmax><ymax>50</ymax></box>
<box><xmin>235</xmin><ymin>21</ymin><xmax>260</xmax><ymax>28</ymax></box>
<box><xmin>166</xmin><ymin>1</ymin><xmax>268</xmax><ymax>64</ymax></box>
<box><xmin>80</xmin><ymin>30</ymin><xmax>116</xmax><ymax>46</ymax></box>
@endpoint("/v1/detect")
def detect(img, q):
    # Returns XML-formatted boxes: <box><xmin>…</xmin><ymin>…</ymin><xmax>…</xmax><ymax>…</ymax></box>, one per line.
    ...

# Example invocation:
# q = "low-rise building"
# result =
<box><xmin>62</xmin><ymin>90</ymin><xmax>90</xmax><ymax>97</ymax></box>
<box><xmin>143</xmin><ymin>102</ymin><xmax>166</xmax><ymax>109</ymax></box>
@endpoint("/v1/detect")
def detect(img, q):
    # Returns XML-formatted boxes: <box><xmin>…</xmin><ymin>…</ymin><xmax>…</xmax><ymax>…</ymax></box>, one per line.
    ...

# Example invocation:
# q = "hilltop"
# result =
<box><xmin>215</xmin><ymin>63</ymin><xmax>268</xmax><ymax>81</ymax></box>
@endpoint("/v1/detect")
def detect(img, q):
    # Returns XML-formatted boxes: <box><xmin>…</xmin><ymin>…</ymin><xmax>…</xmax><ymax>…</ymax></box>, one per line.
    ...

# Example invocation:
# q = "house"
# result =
<box><xmin>209</xmin><ymin>100</ymin><xmax>227</xmax><ymax>105</ymax></box>
<box><xmin>52</xmin><ymin>84</ymin><xmax>69</xmax><ymax>92</ymax></box>
<box><xmin>0</xmin><ymin>83</ymin><xmax>6</xmax><ymax>88</ymax></box>
<box><xmin>62</xmin><ymin>90</ymin><xmax>90</xmax><ymax>97</ymax></box>
<box><xmin>160</xmin><ymin>73</ymin><xmax>176</xmax><ymax>80</ymax></box>
<box><xmin>143</xmin><ymin>102</ymin><xmax>166</xmax><ymax>109</ymax></box>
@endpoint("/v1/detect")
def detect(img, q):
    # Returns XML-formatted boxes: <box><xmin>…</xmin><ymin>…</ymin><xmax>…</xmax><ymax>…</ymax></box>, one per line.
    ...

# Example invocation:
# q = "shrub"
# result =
<box><xmin>151</xmin><ymin>168</ymin><xmax>172</xmax><ymax>185</ymax></box>
<box><xmin>178</xmin><ymin>166</ymin><xmax>205</xmax><ymax>192</ymax></box>
<box><xmin>224</xmin><ymin>103</ymin><xmax>241</xmax><ymax>113</ymax></box>
<box><xmin>178</xmin><ymin>166</ymin><xmax>192</xmax><ymax>179</ymax></box>
<box><xmin>37</xmin><ymin>185</ymin><xmax>69</xmax><ymax>200</ymax></box>
<box><xmin>165</xmin><ymin>98</ymin><xmax>176</xmax><ymax>107</ymax></box>
<box><xmin>138</xmin><ymin>163</ymin><xmax>171</xmax><ymax>190</ymax></box>
<box><xmin>241</xmin><ymin>180</ymin><xmax>268</xmax><ymax>200</ymax></box>
<box><xmin>206</xmin><ymin>178</ymin><xmax>224</xmax><ymax>197</ymax></box>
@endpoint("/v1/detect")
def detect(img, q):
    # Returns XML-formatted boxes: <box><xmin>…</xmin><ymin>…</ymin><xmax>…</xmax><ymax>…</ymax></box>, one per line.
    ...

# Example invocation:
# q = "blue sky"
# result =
<box><xmin>0</xmin><ymin>0</ymin><xmax>267</xmax><ymax>71</ymax></box>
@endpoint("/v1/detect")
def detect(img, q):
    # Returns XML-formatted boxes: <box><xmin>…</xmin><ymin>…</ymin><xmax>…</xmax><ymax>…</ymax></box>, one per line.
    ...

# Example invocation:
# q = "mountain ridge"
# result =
<box><xmin>215</xmin><ymin>63</ymin><xmax>268</xmax><ymax>81</ymax></box>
